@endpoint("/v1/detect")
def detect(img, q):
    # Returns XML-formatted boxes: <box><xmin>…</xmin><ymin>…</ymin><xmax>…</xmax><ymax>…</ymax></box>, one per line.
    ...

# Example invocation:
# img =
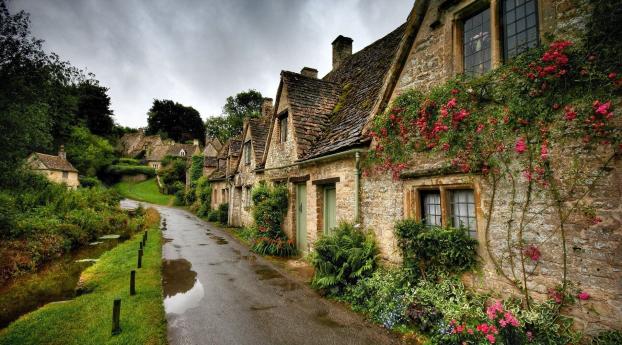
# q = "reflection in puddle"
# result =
<box><xmin>254</xmin><ymin>265</ymin><xmax>283</xmax><ymax>280</ymax></box>
<box><xmin>162</xmin><ymin>259</ymin><xmax>204</xmax><ymax>315</ymax></box>
<box><xmin>314</xmin><ymin>309</ymin><xmax>344</xmax><ymax>328</ymax></box>
<box><xmin>250</xmin><ymin>304</ymin><xmax>276</xmax><ymax>311</ymax></box>
<box><xmin>209</xmin><ymin>235</ymin><xmax>228</xmax><ymax>245</ymax></box>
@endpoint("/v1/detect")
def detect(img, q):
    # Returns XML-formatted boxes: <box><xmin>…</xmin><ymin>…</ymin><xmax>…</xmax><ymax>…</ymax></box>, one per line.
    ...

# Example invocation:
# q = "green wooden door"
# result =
<box><xmin>323</xmin><ymin>185</ymin><xmax>336</xmax><ymax>234</ymax></box>
<box><xmin>296</xmin><ymin>183</ymin><xmax>307</xmax><ymax>251</ymax></box>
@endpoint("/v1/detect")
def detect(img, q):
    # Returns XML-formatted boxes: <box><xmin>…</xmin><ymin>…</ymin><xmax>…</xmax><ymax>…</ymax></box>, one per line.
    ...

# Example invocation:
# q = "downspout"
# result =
<box><xmin>354</xmin><ymin>151</ymin><xmax>361</xmax><ymax>224</ymax></box>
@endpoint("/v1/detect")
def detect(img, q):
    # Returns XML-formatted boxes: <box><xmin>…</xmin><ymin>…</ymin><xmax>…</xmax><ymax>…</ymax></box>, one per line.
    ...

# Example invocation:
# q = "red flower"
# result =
<box><xmin>515</xmin><ymin>137</ymin><xmax>527</xmax><ymax>154</ymax></box>
<box><xmin>446</xmin><ymin>98</ymin><xmax>458</xmax><ymax>108</ymax></box>
<box><xmin>552</xmin><ymin>103</ymin><xmax>560</xmax><ymax>110</ymax></box>
<box><xmin>476</xmin><ymin>123</ymin><xmax>485</xmax><ymax>133</ymax></box>
<box><xmin>592</xmin><ymin>216</ymin><xmax>602</xmax><ymax>224</ymax></box>
<box><xmin>524</xmin><ymin>244</ymin><xmax>541</xmax><ymax>261</ymax></box>
<box><xmin>608</xmin><ymin>72</ymin><xmax>617</xmax><ymax>80</ymax></box>
<box><xmin>564</xmin><ymin>105</ymin><xmax>577</xmax><ymax>121</ymax></box>
<box><xmin>577</xmin><ymin>291</ymin><xmax>590</xmax><ymax>300</ymax></box>
<box><xmin>540</xmin><ymin>140</ymin><xmax>549</xmax><ymax>160</ymax></box>
<box><xmin>548</xmin><ymin>288</ymin><xmax>563</xmax><ymax>304</ymax></box>
<box><xmin>451</xmin><ymin>88</ymin><xmax>460</xmax><ymax>95</ymax></box>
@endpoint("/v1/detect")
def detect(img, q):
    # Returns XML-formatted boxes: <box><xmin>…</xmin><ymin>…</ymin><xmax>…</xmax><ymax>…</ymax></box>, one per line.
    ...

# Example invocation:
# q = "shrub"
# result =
<box><xmin>250</xmin><ymin>183</ymin><xmax>296</xmax><ymax>256</ymax></box>
<box><xmin>0</xmin><ymin>193</ymin><xmax>16</xmax><ymax>239</ymax></box>
<box><xmin>218</xmin><ymin>203</ymin><xmax>228</xmax><ymax>224</ymax></box>
<box><xmin>590</xmin><ymin>331</ymin><xmax>622</xmax><ymax>345</ymax></box>
<box><xmin>115</xmin><ymin>158</ymin><xmax>141</xmax><ymax>165</ymax></box>
<box><xmin>207</xmin><ymin>210</ymin><xmax>219</xmax><ymax>222</ymax></box>
<box><xmin>311</xmin><ymin>222</ymin><xmax>377</xmax><ymax>294</ymax></box>
<box><xmin>395</xmin><ymin>219</ymin><xmax>478</xmax><ymax>279</ymax></box>
<box><xmin>158</xmin><ymin>157</ymin><xmax>186</xmax><ymax>194</ymax></box>
<box><xmin>79</xmin><ymin>176</ymin><xmax>102</xmax><ymax>188</ymax></box>
<box><xmin>189</xmin><ymin>155</ymin><xmax>203</xmax><ymax>183</ymax></box>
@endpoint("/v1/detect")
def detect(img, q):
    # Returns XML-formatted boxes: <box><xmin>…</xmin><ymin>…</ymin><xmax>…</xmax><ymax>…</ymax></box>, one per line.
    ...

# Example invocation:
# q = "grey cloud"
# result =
<box><xmin>11</xmin><ymin>0</ymin><xmax>413</xmax><ymax>128</ymax></box>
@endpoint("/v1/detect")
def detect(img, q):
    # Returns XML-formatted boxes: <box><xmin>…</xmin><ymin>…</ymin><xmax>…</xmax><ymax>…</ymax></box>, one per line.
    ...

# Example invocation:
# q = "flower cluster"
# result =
<box><xmin>527</xmin><ymin>40</ymin><xmax>572</xmax><ymax>80</ymax></box>
<box><xmin>523</xmin><ymin>244</ymin><xmax>541</xmax><ymax>261</ymax></box>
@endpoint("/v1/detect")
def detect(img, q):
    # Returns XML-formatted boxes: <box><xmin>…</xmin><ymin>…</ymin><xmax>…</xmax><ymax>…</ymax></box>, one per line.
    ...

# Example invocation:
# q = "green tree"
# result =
<box><xmin>0</xmin><ymin>1</ymin><xmax>80</xmax><ymax>183</ymax></box>
<box><xmin>205</xmin><ymin>89</ymin><xmax>263</xmax><ymax>142</ymax></box>
<box><xmin>146</xmin><ymin>99</ymin><xmax>205</xmax><ymax>144</ymax></box>
<box><xmin>74</xmin><ymin>80</ymin><xmax>115</xmax><ymax>137</ymax></box>
<box><xmin>65</xmin><ymin>126</ymin><xmax>115</xmax><ymax>177</ymax></box>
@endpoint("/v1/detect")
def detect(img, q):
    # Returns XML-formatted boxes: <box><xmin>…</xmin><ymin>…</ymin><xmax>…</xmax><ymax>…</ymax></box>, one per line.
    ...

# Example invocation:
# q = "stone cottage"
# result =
<box><xmin>146</xmin><ymin>140</ymin><xmax>201</xmax><ymax>170</ymax></box>
<box><xmin>229</xmin><ymin>98</ymin><xmax>273</xmax><ymax>227</ymax></box>
<box><xmin>26</xmin><ymin>145</ymin><xmax>79</xmax><ymax>189</ymax></box>
<box><xmin>207</xmin><ymin>137</ymin><xmax>242</xmax><ymax>211</ymax></box>
<box><xmin>214</xmin><ymin>0</ymin><xmax>621</xmax><ymax>333</ymax></box>
<box><xmin>203</xmin><ymin>137</ymin><xmax>222</xmax><ymax>177</ymax></box>
<box><xmin>118</xmin><ymin>129</ymin><xmax>163</xmax><ymax>158</ymax></box>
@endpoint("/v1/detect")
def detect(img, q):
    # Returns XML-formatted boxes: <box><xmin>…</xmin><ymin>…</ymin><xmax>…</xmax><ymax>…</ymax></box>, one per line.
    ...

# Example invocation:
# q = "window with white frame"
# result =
<box><xmin>421</xmin><ymin>190</ymin><xmax>442</xmax><ymax>227</ymax></box>
<box><xmin>449</xmin><ymin>189</ymin><xmax>477</xmax><ymax>237</ymax></box>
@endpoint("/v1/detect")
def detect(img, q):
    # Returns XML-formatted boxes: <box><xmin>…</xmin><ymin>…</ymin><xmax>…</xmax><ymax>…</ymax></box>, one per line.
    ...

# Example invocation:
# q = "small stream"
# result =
<box><xmin>0</xmin><ymin>237</ymin><xmax>121</xmax><ymax>328</ymax></box>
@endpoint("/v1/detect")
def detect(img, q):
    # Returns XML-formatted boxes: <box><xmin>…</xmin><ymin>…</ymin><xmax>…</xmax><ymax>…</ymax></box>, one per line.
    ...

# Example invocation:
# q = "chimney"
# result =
<box><xmin>300</xmin><ymin>67</ymin><xmax>318</xmax><ymax>78</ymax></box>
<box><xmin>332</xmin><ymin>35</ymin><xmax>353</xmax><ymax>70</ymax></box>
<box><xmin>58</xmin><ymin>145</ymin><xmax>67</xmax><ymax>160</ymax></box>
<box><xmin>261</xmin><ymin>97</ymin><xmax>273</xmax><ymax>118</ymax></box>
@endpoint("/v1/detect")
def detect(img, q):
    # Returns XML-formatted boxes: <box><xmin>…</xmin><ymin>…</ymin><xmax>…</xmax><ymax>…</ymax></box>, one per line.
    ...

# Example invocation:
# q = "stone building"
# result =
<box><xmin>146</xmin><ymin>140</ymin><xmax>201</xmax><ymax>170</ymax></box>
<box><xmin>26</xmin><ymin>145</ymin><xmax>79</xmax><ymax>189</ymax></box>
<box><xmin>118</xmin><ymin>129</ymin><xmax>163</xmax><ymax>158</ymax></box>
<box><xmin>213</xmin><ymin>0</ymin><xmax>621</xmax><ymax>333</ymax></box>
<box><xmin>203</xmin><ymin>137</ymin><xmax>222</xmax><ymax>177</ymax></box>
<box><xmin>207</xmin><ymin>137</ymin><xmax>242</xmax><ymax>211</ymax></box>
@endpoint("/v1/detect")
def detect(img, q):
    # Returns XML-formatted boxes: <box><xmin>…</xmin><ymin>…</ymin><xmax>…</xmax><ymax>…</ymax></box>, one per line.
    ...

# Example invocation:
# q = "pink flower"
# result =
<box><xmin>451</xmin><ymin>88</ymin><xmax>460</xmax><ymax>95</ymax></box>
<box><xmin>503</xmin><ymin>311</ymin><xmax>520</xmax><ymax>327</ymax></box>
<box><xmin>486</xmin><ymin>334</ymin><xmax>496</xmax><ymax>344</ymax></box>
<box><xmin>564</xmin><ymin>105</ymin><xmax>577</xmax><ymax>121</ymax></box>
<box><xmin>477</xmin><ymin>323</ymin><xmax>490</xmax><ymax>333</ymax></box>
<box><xmin>486</xmin><ymin>300</ymin><xmax>504</xmax><ymax>320</ymax></box>
<box><xmin>592</xmin><ymin>216</ymin><xmax>602</xmax><ymax>224</ymax></box>
<box><xmin>453</xmin><ymin>109</ymin><xmax>470</xmax><ymax>122</ymax></box>
<box><xmin>476</xmin><ymin>123</ymin><xmax>485</xmax><ymax>133</ymax></box>
<box><xmin>524</xmin><ymin>244</ymin><xmax>541</xmax><ymax>261</ymax></box>
<box><xmin>515</xmin><ymin>137</ymin><xmax>527</xmax><ymax>154</ymax></box>
<box><xmin>593</xmin><ymin>100</ymin><xmax>611</xmax><ymax>115</ymax></box>
<box><xmin>578</xmin><ymin>291</ymin><xmax>590</xmax><ymax>300</ymax></box>
<box><xmin>540</xmin><ymin>141</ymin><xmax>549</xmax><ymax>160</ymax></box>
<box><xmin>609</xmin><ymin>72</ymin><xmax>617</xmax><ymax>80</ymax></box>
<box><xmin>523</xmin><ymin>169</ymin><xmax>533</xmax><ymax>182</ymax></box>
<box><xmin>446</xmin><ymin>98</ymin><xmax>458</xmax><ymax>108</ymax></box>
<box><xmin>548</xmin><ymin>288</ymin><xmax>563</xmax><ymax>304</ymax></box>
<box><xmin>467</xmin><ymin>328</ymin><xmax>474</xmax><ymax>335</ymax></box>
<box><xmin>527</xmin><ymin>331</ymin><xmax>534</xmax><ymax>341</ymax></box>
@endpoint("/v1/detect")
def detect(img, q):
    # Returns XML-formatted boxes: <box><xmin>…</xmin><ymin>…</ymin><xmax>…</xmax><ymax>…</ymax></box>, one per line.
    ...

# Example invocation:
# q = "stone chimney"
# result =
<box><xmin>332</xmin><ymin>35</ymin><xmax>353</xmax><ymax>70</ymax></box>
<box><xmin>58</xmin><ymin>145</ymin><xmax>67</xmax><ymax>160</ymax></box>
<box><xmin>261</xmin><ymin>98</ymin><xmax>273</xmax><ymax>118</ymax></box>
<box><xmin>300</xmin><ymin>67</ymin><xmax>318</xmax><ymax>78</ymax></box>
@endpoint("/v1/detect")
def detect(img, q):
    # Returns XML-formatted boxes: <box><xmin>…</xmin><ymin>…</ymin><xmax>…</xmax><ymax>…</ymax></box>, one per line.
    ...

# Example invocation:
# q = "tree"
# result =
<box><xmin>146</xmin><ymin>99</ymin><xmax>205</xmax><ymax>144</ymax></box>
<box><xmin>205</xmin><ymin>89</ymin><xmax>263</xmax><ymax>142</ymax></box>
<box><xmin>0</xmin><ymin>1</ymin><xmax>80</xmax><ymax>184</ymax></box>
<box><xmin>74</xmin><ymin>80</ymin><xmax>115</xmax><ymax>137</ymax></box>
<box><xmin>65</xmin><ymin>126</ymin><xmax>115</xmax><ymax>177</ymax></box>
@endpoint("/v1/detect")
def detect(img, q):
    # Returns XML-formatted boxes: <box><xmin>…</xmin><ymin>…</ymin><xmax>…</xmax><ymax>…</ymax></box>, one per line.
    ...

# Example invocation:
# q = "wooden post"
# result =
<box><xmin>137</xmin><ymin>249</ymin><xmax>143</xmax><ymax>268</ymax></box>
<box><xmin>144</xmin><ymin>230</ymin><xmax>148</xmax><ymax>242</ymax></box>
<box><xmin>139</xmin><ymin>241</ymin><xmax>143</xmax><ymax>251</ymax></box>
<box><xmin>112</xmin><ymin>298</ymin><xmax>121</xmax><ymax>335</ymax></box>
<box><xmin>130</xmin><ymin>270</ymin><xmax>136</xmax><ymax>296</ymax></box>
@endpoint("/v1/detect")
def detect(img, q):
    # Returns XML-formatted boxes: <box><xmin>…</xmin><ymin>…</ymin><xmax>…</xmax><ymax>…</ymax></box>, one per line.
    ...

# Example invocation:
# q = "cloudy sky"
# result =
<box><xmin>10</xmin><ymin>0</ymin><xmax>413</xmax><ymax>128</ymax></box>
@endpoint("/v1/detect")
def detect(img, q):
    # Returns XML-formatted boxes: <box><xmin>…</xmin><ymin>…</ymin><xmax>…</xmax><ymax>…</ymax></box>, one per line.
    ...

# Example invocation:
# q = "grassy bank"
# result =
<box><xmin>114</xmin><ymin>178</ymin><xmax>174</xmax><ymax>206</ymax></box>
<box><xmin>0</xmin><ymin>208</ymin><xmax>167</xmax><ymax>345</ymax></box>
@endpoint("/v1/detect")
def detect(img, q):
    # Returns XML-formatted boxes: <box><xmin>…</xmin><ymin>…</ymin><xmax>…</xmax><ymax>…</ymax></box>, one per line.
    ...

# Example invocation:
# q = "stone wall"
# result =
<box><xmin>46</xmin><ymin>170</ymin><xmax>79</xmax><ymax>189</ymax></box>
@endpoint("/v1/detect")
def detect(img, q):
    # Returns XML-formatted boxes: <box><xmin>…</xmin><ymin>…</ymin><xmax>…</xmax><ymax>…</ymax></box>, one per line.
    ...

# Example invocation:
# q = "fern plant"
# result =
<box><xmin>310</xmin><ymin>222</ymin><xmax>378</xmax><ymax>295</ymax></box>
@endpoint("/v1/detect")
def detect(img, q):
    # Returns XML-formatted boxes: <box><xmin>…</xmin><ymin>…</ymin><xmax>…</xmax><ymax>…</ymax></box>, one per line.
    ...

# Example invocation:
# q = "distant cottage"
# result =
<box><xmin>26</xmin><ymin>145</ymin><xmax>79</xmax><ymax>189</ymax></box>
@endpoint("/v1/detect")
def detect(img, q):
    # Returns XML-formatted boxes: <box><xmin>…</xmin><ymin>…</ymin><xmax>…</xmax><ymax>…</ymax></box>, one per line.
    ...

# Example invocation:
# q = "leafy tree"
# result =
<box><xmin>205</xmin><ymin>89</ymin><xmax>263</xmax><ymax>142</ymax></box>
<box><xmin>146</xmin><ymin>99</ymin><xmax>205</xmax><ymax>144</ymax></box>
<box><xmin>0</xmin><ymin>1</ymin><xmax>80</xmax><ymax>183</ymax></box>
<box><xmin>65</xmin><ymin>126</ymin><xmax>115</xmax><ymax>177</ymax></box>
<box><xmin>74</xmin><ymin>80</ymin><xmax>115</xmax><ymax>137</ymax></box>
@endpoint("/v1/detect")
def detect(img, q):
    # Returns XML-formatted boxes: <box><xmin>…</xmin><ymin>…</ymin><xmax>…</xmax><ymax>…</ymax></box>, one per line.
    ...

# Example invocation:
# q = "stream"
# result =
<box><xmin>0</xmin><ymin>236</ymin><xmax>122</xmax><ymax>328</ymax></box>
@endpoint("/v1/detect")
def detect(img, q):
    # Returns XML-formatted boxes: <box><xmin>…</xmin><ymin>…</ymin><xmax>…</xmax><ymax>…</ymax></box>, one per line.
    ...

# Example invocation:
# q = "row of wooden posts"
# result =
<box><xmin>111</xmin><ymin>217</ymin><xmax>166</xmax><ymax>335</ymax></box>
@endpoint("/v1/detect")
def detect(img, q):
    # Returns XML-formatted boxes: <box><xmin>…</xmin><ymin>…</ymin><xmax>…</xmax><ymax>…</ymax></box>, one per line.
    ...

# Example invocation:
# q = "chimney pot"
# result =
<box><xmin>59</xmin><ymin>145</ymin><xmax>67</xmax><ymax>160</ymax></box>
<box><xmin>300</xmin><ymin>67</ymin><xmax>318</xmax><ymax>78</ymax></box>
<box><xmin>261</xmin><ymin>97</ymin><xmax>273</xmax><ymax>118</ymax></box>
<box><xmin>332</xmin><ymin>35</ymin><xmax>353</xmax><ymax>70</ymax></box>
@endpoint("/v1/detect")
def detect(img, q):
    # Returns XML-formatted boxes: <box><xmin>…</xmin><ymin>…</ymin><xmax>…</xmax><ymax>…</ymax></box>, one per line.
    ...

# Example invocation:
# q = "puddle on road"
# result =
<box><xmin>162</xmin><ymin>259</ymin><xmax>204</xmax><ymax>315</ymax></box>
<box><xmin>250</xmin><ymin>304</ymin><xmax>277</xmax><ymax>311</ymax></box>
<box><xmin>269</xmin><ymin>279</ymin><xmax>300</xmax><ymax>291</ymax></box>
<box><xmin>254</xmin><ymin>265</ymin><xmax>283</xmax><ymax>280</ymax></box>
<box><xmin>209</xmin><ymin>235</ymin><xmax>228</xmax><ymax>245</ymax></box>
<box><xmin>198</xmin><ymin>243</ymin><xmax>208</xmax><ymax>246</ymax></box>
<box><xmin>314</xmin><ymin>309</ymin><xmax>344</xmax><ymax>328</ymax></box>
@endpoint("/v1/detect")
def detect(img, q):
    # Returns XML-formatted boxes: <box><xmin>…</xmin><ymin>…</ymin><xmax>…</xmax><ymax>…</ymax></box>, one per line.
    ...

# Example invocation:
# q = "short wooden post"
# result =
<box><xmin>112</xmin><ymin>298</ymin><xmax>121</xmax><ymax>335</ymax></box>
<box><xmin>137</xmin><ymin>249</ymin><xmax>143</xmax><ymax>268</ymax></box>
<box><xmin>130</xmin><ymin>270</ymin><xmax>136</xmax><ymax>296</ymax></box>
<box><xmin>144</xmin><ymin>230</ymin><xmax>148</xmax><ymax>242</ymax></box>
<box><xmin>139</xmin><ymin>241</ymin><xmax>143</xmax><ymax>250</ymax></box>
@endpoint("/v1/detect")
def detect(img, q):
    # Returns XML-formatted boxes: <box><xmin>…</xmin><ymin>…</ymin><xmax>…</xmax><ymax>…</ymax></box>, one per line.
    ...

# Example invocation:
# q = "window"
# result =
<box><xmin>503</xmin><ymin>0</ymin><xmax>539</xmax><ymax>59</ymax></box>
<box><xmin>244</xmin><ymin>141</ymin><xmax>252</xmax><ymax>165</ymax></box>
<box><xmin>279</xmin><ymin>115</ymin><xmax>288</xmax><ymax>143</ymax></box>
<box><xmin>421</xmin><ymin>191</ymin><xmax>442</xmax><ymax>227</ymax></box>
<box><xmin>450</xmin><ymin>190</ymin><xmax>477</xmax><ymax>237</ymax></box>
<box><xmin>180</xmin><ymin>149</ymin><xmax>186</xmax><ymax>157</ymax></box>
<box><xmin>463</xmin><ymin>8</ymin><xmax>491</xmax><ymax>76</ymax></box>
<box><xmin>323</xmin><ymin>184</ymin><xmax>337</xmax><ymax>234</ymax></box>
<box><xmin>62</xmin><ymin>171</ymin><xmax>69</xmax><ymax>179</ymax></box>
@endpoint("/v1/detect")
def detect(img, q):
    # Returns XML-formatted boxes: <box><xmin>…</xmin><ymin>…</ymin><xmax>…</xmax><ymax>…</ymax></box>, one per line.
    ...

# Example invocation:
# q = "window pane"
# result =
<box><xmin>503</xmin><ymin>0</ymin><xmax>539</xmax><ymax>59</ymax></box>
<box><xmin>450</xmin><ymin>190</ymin><xmax>477</xmax><ymax>238</ymax></box>
<box><xmin>421</xmin><ymin>191</ymin><xmax>442</xmax><ymax>227</ymax></box>
<box><xmin>463</xmin><ymin>8</ymin><xmax>491</xmax><ymax>77</ymax></box>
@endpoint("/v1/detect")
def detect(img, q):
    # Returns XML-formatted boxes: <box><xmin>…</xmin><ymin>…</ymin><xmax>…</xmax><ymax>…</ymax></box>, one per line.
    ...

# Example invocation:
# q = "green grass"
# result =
<box><xmin>0</xmin><ymin>214</ymin><xmax>167</xmax><ymax>345</ymax></box>
<box><xmin>114</xmin><ymin>178</ymin><xmax>174</xmax><ymax>206</ymax></box>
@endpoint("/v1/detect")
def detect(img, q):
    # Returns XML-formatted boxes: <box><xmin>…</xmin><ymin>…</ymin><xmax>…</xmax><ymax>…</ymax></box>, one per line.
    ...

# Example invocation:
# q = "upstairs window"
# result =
<box><xmin>279</xmin><ymin>114</ymin><xmax>288</xmax><ymax>143</ymax></box>
<box><xmin>244</xmin><ymin>186</ymin><xmax>252</xmax><ymax>207</ymax></box>
<box><xmin>463</xmin><ymin>8</ymin><xmax>491</xmax><ymax>77</ymax></box>
<box><xmin>503</xmin><ymin>0</ymin><xmax>539</xmax><ymax>60</ymax></box>
<box><xmin>421</xmin><ymin>190</ymin><xmax>442</xmax><ymax>227</ymax></box>
<box><xmin>244</xmin><ymin>141</ymin><xmax>252</xmax><ymax>165</ymax></box>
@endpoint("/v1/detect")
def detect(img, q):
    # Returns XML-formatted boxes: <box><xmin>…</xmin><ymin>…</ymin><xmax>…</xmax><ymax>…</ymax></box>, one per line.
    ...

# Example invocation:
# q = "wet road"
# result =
<box><xmin>123</xmin><ymin>200</ymin><xmax>400</xmax><ymax>345</ymax></box>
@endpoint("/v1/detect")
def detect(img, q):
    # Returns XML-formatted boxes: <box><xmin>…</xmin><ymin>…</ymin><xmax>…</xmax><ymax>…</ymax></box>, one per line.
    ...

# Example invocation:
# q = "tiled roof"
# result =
<box><xmin>166</xmin><ymin>143</ymin><xmax>198</xmax><ymax>157</ymax></box>
<box><xmin>300</xmin><ymin>24</ymin><xmax>406</xmax><ymax>159</ymax></box>
<box><xmin>32</xmin><ymin>153</ymin><xmax>78</xmax><ymax>172</ymax></box>
<box><xmin>204</xmin><ymin>157</ymin><xmax>218</xmax><ymax>168</ymax></box>
<box><xmin>228</xmin><ymin>138</ymin><xmax>242</xmax><ymax>157</ymax></box>
<box><xmin>281</xmin><ymin>72</ymin><xmax>341</xmax><ymax>157</ymax></box>
<box><xmin>248</xmin><ymin>116</ymin><xmax>270</xmax><ymax>165</ymax></box>
<box><xmin>146</xmin><ymin>145</ymin><xmax>170</xmax><ymax>161</ymax></box>
<box><xmin>217</xmin><ymin>141</ymin><xmax>230</xmax><ymax>159</ymax></box>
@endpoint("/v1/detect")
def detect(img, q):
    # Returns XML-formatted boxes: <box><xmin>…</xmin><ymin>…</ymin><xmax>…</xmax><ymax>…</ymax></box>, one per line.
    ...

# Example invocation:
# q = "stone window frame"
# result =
<box><xmin>62</xmin><ymin>171</ymin><xmax>69</xmax><ymax>180</ymax></box>
<box><xmin>404</xmin><ymin>182</ymin><xmax>481</xmax><ymax>237</ymax></box>
<box><xmin>450</xmin><ymin>0</ymin><xmax>545</xmax><ymax>76</ymax></box>
<box><xmin>278</xmin><ymin>110</ymin><xmax>288</xmax><ymax>144</ymax></box>
<box><xmin>243</xmin><ymin>141</ymin><xmax>252</xmax><ymax>165</ymax></box>
<box><xmin>244</xmin><ymin>185</ymin><xmax>252</xmax><ymax>208</ymax></box>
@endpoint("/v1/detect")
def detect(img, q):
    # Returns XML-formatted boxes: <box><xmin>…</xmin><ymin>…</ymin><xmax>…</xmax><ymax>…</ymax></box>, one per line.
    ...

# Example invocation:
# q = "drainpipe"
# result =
<box><xmin>354</xmin><ymin>151</ymin><xmax>361</xmax><ymax>224</ymax></box>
